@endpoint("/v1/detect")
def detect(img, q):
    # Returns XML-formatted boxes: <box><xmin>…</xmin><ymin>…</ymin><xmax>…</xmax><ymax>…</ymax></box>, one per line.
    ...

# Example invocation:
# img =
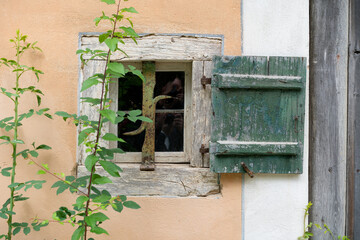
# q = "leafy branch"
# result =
<box><xmin>44</xmin><ymin>0</ymin><xmax>145</xmax><ymax>239</ymax></box>
<box><xmin>0</xmin><ymin>30</ymin><xmax>50</xmax><ymax>239</ymax></box>
<box><xmin>298</xmin><ymin>202</ymin><xmax>350</xmax><ymax>240</ymax></box>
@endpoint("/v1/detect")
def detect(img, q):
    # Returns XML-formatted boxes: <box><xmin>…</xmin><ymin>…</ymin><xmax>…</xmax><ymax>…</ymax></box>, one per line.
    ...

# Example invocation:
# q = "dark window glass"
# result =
<box><xmin>118</xmin><ymin>71</ymin><xmax>185</xmax><ymax>152</ymax></box>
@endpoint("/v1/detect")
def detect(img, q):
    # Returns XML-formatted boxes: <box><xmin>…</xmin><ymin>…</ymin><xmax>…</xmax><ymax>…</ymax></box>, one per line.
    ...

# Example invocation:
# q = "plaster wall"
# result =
<box><xmin>242</xmin><ymin>0</ymin><xmax>309</xmax><ymax>239</ymax></box>
<box><xmin>0</xmin><ymin>0</ymin><xmax>242</xmax><ymax>239</ymax></box>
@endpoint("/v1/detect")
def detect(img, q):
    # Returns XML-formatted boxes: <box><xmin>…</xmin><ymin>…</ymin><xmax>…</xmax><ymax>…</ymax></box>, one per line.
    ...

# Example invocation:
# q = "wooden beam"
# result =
<box><xmin>78</xmin><ymin>164</ymin><xmax>220</xmax><ymax>197</ymax></box>
<box><xmin>309</xmin><ymin>0</ymin><xmax>348</xmax><ymax>238</ymax></box>
<box><xmin>81</xmin><ymin>34</ymin><xmax>222</xmax><ymax>61</ymax></box>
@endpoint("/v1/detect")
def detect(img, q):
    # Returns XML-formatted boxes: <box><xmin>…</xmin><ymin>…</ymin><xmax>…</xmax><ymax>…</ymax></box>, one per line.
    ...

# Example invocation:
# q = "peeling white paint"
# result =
<box><xmin>242</xmin><ymin>0</ymin><xmax>309</xmax><ymax>239</ymax></box>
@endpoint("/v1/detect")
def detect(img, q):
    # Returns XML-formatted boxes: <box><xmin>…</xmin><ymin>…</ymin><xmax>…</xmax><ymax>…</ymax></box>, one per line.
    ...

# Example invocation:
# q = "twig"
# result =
<box><xmin>29</xmin><ymin>159</ymin><xmax>88</xmax><ymax>196</ymax></box>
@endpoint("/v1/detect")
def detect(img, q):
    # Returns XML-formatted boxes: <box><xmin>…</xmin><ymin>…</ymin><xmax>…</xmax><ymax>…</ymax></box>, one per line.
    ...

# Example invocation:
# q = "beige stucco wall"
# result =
<box><xmin>0</xmin><ymin>0</ymin><xmax>242</xmax><ymax>239</ymax></box>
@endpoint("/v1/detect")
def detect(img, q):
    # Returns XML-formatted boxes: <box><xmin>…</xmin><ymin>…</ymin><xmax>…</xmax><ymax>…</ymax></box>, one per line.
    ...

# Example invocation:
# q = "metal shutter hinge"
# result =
<box><xmin>201</xmin><ymin>76</ymin><xmax>211</xmax><ymax>89</ymax></box>
<box><xmin>199</xmin><ymin>144</ymin><xmax>209</xmax><ymax>154</ymax></box>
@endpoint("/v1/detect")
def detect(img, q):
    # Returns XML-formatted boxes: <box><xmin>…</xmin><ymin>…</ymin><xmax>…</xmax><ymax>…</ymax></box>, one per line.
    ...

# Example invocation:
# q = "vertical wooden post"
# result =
<box><xmin>310</xmin><ymin>0</ymin><xmax>348</xmax><ymax>238</ymax></box>
<box><xmin>347</xmin><ymin>0</ymin><xmax>360</xmax><ymax>238</ymax></box>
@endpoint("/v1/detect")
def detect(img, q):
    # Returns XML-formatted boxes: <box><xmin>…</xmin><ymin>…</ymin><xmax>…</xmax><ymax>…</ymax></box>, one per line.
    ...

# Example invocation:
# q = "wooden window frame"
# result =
<box><xmin>110</xmin><ymin>62</ymin><xmax>192</xmax><ymax>164</ymax></box>
<box><xmin>77</xmin><ymin>33</ymin><xmax>223</xmax><ymax>197</ymax></box>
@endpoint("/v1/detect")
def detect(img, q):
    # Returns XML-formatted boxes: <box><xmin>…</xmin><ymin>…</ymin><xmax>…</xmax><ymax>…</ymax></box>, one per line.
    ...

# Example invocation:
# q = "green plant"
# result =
<box><xmin>35</xmin><ymin>0</ymin><xmax>147</xmax><ymax>239</ymax></box>
<box><xmin>0</xmin><ymin>30</ymin><xmax>51</xmax><ymax>239</ymax></box>
<box><xmin>298</xmin><ymin>202</ymin><xmax>350</xmax><ymax>240</ymax></box>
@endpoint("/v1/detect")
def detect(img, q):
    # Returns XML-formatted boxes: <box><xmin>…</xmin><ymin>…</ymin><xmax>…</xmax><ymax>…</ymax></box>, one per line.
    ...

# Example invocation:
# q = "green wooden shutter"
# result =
<box><xmin>210</xmin><ymin>56</ymin><xmax>306</xmax><ymax>174</ymax></box>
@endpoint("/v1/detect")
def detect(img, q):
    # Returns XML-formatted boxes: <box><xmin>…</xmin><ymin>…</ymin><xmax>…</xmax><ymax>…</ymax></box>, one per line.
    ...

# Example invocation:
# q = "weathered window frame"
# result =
<box><xmin>77</xmin><ymin>33</ymin><xmax>223</xmax><ymax>197</ymax></box>
<box><xmin>111</xmin><ymin>61</ymin><xmax>192</xmax><ymax>164</ymax></box>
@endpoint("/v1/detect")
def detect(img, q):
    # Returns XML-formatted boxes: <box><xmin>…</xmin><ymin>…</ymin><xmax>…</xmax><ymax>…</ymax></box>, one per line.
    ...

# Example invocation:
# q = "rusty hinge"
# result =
<box><xmin>201</xmin><ymin>76</ymin><xmax>211</xmax><ymax>89</ymax></box>
<box><xmin>199</xmin><ymin>144</ymin><xmax>209</xmax><ymax>154</ymax></box>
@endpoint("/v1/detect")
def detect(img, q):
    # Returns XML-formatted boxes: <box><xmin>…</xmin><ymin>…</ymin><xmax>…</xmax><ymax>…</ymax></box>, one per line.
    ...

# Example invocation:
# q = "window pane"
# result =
<box><xmin>118</xmin><ymin>73</ymin><xmax>142</xmax><ymax>111</ymax></box>
<box><xmin>118</xmin><ymin>71</ymin><xmax>185</xmax><ymax>152</ymax></box>
<box><xmin>155</xmin><ymin>112</ymin><xmax>184</xmax><ymax>151</ymax></box>
<box><xmin>155</xmin><ymin>72</ymin><xmax>184</xmax><ymax>110</ymax></box>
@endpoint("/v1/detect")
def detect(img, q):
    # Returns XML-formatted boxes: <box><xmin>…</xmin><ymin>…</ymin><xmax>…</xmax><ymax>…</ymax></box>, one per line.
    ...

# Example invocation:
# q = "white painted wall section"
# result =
<box><xmin>241</xmin><ymin>1</ymin><xmax>309</xmax><ymax>239</ymax></box>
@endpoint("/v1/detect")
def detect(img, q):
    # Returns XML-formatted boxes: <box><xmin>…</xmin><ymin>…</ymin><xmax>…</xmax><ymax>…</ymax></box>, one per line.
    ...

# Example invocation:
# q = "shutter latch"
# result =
<box><xmin>201</xmin><ymin>76</ymin><xmax>211</xmax><ymax>89</ymax></box>
<box><xmin>241</xmin><ymin>162</ymin><xmax>254</xmax><ymax>178</ymax></box>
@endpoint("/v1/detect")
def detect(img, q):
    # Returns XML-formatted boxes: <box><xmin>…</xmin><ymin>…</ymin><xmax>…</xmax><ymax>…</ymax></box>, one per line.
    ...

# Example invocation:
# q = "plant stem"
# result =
<box><xmin>30</xmin><ymin>159</ymin><xmax>88</xmax><ymax>196</ymax></box>
<box><xmin>83</xmin><ymin>1</ymin><xmax>122</xmax><ymax>239</ymax></box>
<box><xmin>7</xmin><ymin>32</ymin><xmax>21</xmax><ymax>240</ymax></box>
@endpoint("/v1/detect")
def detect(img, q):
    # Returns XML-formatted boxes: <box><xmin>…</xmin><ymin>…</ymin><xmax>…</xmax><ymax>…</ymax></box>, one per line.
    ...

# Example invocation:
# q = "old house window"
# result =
<box><xmin>77</xmin><ymin>34</ymin><xmax>222</xmax><ymax>197</ymax></box>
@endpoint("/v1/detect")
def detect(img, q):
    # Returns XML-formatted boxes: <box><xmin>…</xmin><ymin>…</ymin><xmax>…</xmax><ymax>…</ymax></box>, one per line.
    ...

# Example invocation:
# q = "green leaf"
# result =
<box><xmin>137</xmin><ymin>116</ymin><xmax>152</xmax><ymax>122</ymax></box>
<box><xmin>13</xmin><ymin>227</ymin><xmax>21</xmax><ymax>235</ymax></box>
<box><xmin>44</xmin><ymin>113</ymin><xmax>53</xmax><ymax>119</ymax></box>
<box><xmin>23</xmin><ymin>227</ymin><xmax>30</xmax><ymax>235</ymax></box>
<box><xmin>93</xmin><ymin>190</ymin><xmax>111</xmax><ymax>203</ymax></box>
<box><xmin>36</xmin><ymin>108</ymin><xmax>50</xmax><ymax>115</ymax></box>
<box><xmin>81</xmin><ymin>76</ymin><xmax>100</xmax><ymax>92</ymax></box>
<box><xmin>90</xmin><ymin>226</ymin><xmax>109</xmax><ymax>235</ymax></box>
<box><xmin>36</xmin><ymin>144</ymin><xmax>51</xmax><ymax>150</ymax></box>
<box><xmin>85</xmin><ymin>212</ymin><xmax>109</xmax><ymax>228</ymax></box>
<box><xmin>112</xmin><ymin>200</ymin><xmax>123</xmax><ymax>213</ymax></box>
<box><xmin>71</xmin><ymin>227</ymin><xmax>84</xmax><ymax>240</ymax></box>
<box><xmin>78</xmin><ymin>128</ymin><xmax>95</xmax><ymax>145</ymax></box>
<box><xmin>104</xmin><ymin>38</ymin><xmax>118</xmax><ymax>52</ymax></box>
<box><xmin>8</xmin><ymin>182</ymin><xmax>21</xmax><ymax>188</ymax></box>
<box><xmin>92</xmin><ymin>174</ymin><xmax>112</xmax><ymax>185</ymax></box>
<box><xmin>14</xmin><ymin>194</ymin><xmax>29</xmax><ymax>202</ymax></box>
<box><xmin>29</xmin><ymin>150</ymin><xmax>38</xmax><ymax>158</ymax></box>
<box><xmin>37</xmin><ymin>170</ymin><xmax>46</xmax><ymax>175</ymax></box>
<box><xmin>36</xmin><ymin>95</ymin><xmax>41</xmax><ymax>106</ymax></box>
<box><xmin>11</xmin><ymin>139</ymin><xmax>24</xmax><ymax>144</ymax></box>
<box><xmin>108</xmin><ymin>62</ymin><xmax>125</xmax><ymax>75</ymax></box>
<box><xmin>0</xmin><ymin>136</ymin><xmax>10</xmax><ymax>142</ymax></box>
<box><xmin>101</xmin><ymin>0</ymin><xmax>115</xmax><ymax>4</ymax></box>
<box><xmin>74</xmin><ymin>195</ymin><xmax>89</xmax><ymax>208</ymax></box>
<box><xmin>129</xmin><ymin>109</ymin><xmax>141</xmax><ymax>117</ymax></box>
<box><xmin>1</xmin><ymin>167</ymin><xmax>12</xmax><ymax>177</ymax></box>
<box><xmin>128</xmin><ymin>65</ymin><xmax>145</xmax><ymax>82</ymax></box>
<box><xmin>122</xmin><ymin>7</ymin><xmax>138</xmax><ymax>13</ymax></box>
<box><xmin>119</xmin><ymin>195</ymin><xmax>127</xmax><ymax>201</ymax></box>
<box><xmin>0</xmin><ymin>213</ymin><xmax>8</xmax><ymax>219</ymax></box>
<box><xmin>123</xmin><ymin>201</ymin><xmax>140</xmax><ymax>209</ymax></box>
<box><xmin>100</xmin><ymin>109</ymin><xmax>116</xmax><ymax>124</ymax></box>
<box><xmin>99</xmin><ymin>160</ymin><xmax>122</xmax><ymax>177</ymax></box>
<box><xmin>55</xmin><ymin>111</ymin><xmax>72</xmax><ymax>121</ymax></box>
<box><xmin>99</xmin><ymin>33</ymin><xmax>109</xmax><ymax>43</ymax></box>
<box><xmin>0</xmin><ymin>117</ymin><xmax>14</xmax><ymax>122</ymax></box>
<box><xmin>51</xmin><ymin>181</ymin><xmax>69</xmax><ymax>195</ymax></box>
<box><xmin>119</xmin><ymin>27</ymin><xmax>139</xmax><ymax>38</ymax></box>
<box><xmin>128</xmin><ymin>116</ymin><xmax>137</xmax><ymax>122</ymax></box>
<box><xmin>85</xmin><ymin>155</ymin><xmax>99</xmax><ymax>171</ymax></box>
<box><xmin>102</xmin><ymin>133</ymin><xmax>125</xmax><ymax>142</ymax></box>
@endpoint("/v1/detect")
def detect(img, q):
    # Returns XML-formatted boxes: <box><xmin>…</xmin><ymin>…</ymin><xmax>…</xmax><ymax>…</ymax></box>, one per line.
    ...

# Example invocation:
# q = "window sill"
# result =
<box><xmin>77</xmin><ymin>164</ymin><xmax>220</xmax><ymax>197</ymax></box>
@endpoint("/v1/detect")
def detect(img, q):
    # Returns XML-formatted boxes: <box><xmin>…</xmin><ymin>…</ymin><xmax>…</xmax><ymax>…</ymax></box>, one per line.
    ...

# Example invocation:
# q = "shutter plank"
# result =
<box><xmin>213</xmin><ymin>141</ymin><xmax>299</xmax><ymax>156</ymax></box>
<box><xmin>210</xmin><ymin>56</ymin><xmax>306</xmax><ymax>174</ymax></box>
<box><xmin>213</xmin><ymin>74</ymin><xmax>303</xmax><ymax>90</ymax></box>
